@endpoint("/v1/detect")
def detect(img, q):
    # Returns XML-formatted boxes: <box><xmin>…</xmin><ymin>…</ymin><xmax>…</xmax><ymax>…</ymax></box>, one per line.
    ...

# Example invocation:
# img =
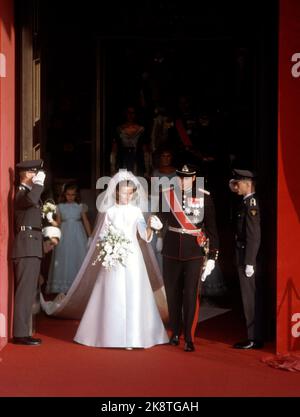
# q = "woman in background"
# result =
<box><xmin>46</xmin><ymin>182</ymin><xmax>92</xmax><ymax>294</ymax></box>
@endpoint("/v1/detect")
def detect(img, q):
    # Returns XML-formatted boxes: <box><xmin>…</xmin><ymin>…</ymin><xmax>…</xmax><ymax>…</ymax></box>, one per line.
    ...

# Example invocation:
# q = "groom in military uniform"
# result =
<box><xmin>11</xmin><ymin>159</ymin><xmax>46</xmax><ymax>345</ymax></box>
<box><xmin>157</xmin><ymin>164</ymin><xmax>219</xmax><ymax>352</ymax></box>
<box><xmin>229</xmin><ymin>169</ymin><xmax>263</xmax><ymax>349</ymax></box>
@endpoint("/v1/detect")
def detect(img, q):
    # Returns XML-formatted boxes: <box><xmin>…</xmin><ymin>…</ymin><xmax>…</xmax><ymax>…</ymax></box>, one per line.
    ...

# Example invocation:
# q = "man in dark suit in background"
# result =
<box><xmin>229</xmin><ymin>169</ymin><xmax>264</xmax><ymax>349</ymax></box>
<box><xmin>11</xmin><ymin>159</ymin><xmax>46</xmax><ymax>345</ymax></box>
<box><xmin>157</xmin><ymin>164</ymin><xmax>219</xmax><ymax>352</ymax></box>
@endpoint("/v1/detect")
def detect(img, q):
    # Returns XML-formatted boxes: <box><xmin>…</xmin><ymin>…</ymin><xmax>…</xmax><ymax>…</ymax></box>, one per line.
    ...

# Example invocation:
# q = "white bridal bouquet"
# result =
<box><xmin>92</xmin><ymin>222</ymin><xmax>132</xmax><ymax>269</ymax></box>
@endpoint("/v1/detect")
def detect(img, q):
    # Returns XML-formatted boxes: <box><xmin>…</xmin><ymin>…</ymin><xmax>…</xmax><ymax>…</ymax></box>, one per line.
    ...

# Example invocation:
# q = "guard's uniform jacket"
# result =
<box><xmin>12</xmin><ymin>183</ymin><xmax>44</xmax><ymax>259</ymax></box>
<box><xmin>235</xmin><ymin>192</ymin><xmax>263</xmax><ymax>341</ymax></box>
<box><xmin>160</xmin><ymin>186</ymin><xmax>219</xmax><ymax>261</ymax></box>
<box><xmin>235</xmin><ymin>193</ymin><xmax>261</xmax><ymax>266</ymax></box>
<box><xmin>12</xmin><ymin>182</ymin><xmax>44</xmax><ymax>338</ymax></box>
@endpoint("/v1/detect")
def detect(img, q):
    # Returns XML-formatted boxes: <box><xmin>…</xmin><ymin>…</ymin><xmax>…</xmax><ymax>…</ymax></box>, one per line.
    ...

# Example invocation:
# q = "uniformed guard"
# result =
<box><xmin>11</xmin><ymin>159</ymin><xmax>46</xmax><ymax>345</ymax></box>
<box><xmin>229</xmin><ymin>169</ymin><xmax>263</xmax><ymax>349</ymax></box>
<box><xmin>158</xmin><ymin>164</ymin><xmax>219</xmax><ymax>352</ymax></box>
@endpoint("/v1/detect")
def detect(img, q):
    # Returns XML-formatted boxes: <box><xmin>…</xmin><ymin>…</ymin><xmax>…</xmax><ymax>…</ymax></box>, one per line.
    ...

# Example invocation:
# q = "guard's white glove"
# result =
<box><xmin>149</xmin><ymin>215</ymin><xmax>163</xmax><ymax>231</ymax></box>
<box><xmin>87</xmin><ymin>237</ymin><xmax>92</xmax><ymax>249</ymax></box>
<box><xmin>156</xmin><ymin>236</ymin><xmax>163</xmax><ymax>252</ymax></box>
<box><xmin>46</xmin><ymin>212</ymin><xmax>54</xmax><ymax>223</ymax></box>
<box><xmin>32</xmin><ymin>170</ymin><xmax>46</xmax><ymax>186</ymax></box>
<box><xmin>201</xmin><ymin>259</ymin><xmax>215</xmax><ymax>282</ymax></box>
<box><xmin>245</xmin><ymin>265</ymin><xmax>255</xmax><ymax>277</ymax></box>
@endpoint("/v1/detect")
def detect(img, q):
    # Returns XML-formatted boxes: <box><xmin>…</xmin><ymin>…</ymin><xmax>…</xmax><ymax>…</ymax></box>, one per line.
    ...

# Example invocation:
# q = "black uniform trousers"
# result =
<box><xmin>13</xmin><ymin>257</ymin><xmax>41</xmax><ymax>337</ymax></box>
<box><xmin>163</xmin><ymin>257</ymin><xmax>204</xmax><ymax>342</ymax></box>
<box><xmin>237</xmin><ymin>251</ymin><xmax>263</xmax><ymax>342</ymax></box>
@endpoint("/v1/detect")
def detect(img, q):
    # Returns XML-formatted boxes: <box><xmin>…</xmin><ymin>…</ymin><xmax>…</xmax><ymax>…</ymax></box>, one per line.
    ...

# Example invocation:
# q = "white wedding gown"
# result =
<box><xmin>74</xmin><ymin>204</ymin><xmax>169</xmax><ymax>348</ymax></box>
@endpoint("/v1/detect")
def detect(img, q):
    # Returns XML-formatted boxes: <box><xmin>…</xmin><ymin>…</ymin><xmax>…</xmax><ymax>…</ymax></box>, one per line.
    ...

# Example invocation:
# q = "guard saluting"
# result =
<box><xmin>229</xmin><ymin>169</ymin><xmax>263</xmax><ymax>349</ymax></box>
<box><xmin>12</xmin><ymin>159</ymin><xmax>46</xmax><ymax>345</ymax></box>
<box><xmin>158</xmin><ymin>164</ymin><xmax>219</xmax><ymax>352</ymax></box>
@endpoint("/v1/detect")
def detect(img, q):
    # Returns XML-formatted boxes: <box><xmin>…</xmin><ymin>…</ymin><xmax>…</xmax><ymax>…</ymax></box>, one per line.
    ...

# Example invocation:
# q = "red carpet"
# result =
<box><xmin>0</xmin><ymin>311</ymin><xmax>300</xmax><ymax>397</ymax></box>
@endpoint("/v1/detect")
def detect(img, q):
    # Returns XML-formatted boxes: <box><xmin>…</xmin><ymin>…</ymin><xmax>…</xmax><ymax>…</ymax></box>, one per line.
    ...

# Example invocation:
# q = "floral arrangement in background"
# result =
<box><xmin>92</xmin><ymin>222</ymin><xmax>132</xmax><ymax>269</ymax></box>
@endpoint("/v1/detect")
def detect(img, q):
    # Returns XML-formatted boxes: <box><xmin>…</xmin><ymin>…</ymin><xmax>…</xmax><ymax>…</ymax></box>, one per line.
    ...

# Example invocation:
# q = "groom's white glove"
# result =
<box><xmin>245</xmin><ymin>265</ymin><xmax>255</xmax><ymax>277</ymax></box>
<box><xmin>201</xmin><ymin>259</ymin><xmax>215</xmax><ymax>282</ymax></box>
<box><xmin>156</xmin><ymin>236</ymin><xmax>163</xmax><ymax>252</ymax></box>
<box><xmin>149</xmin><ymin>215</ymin><xmax>163</xmax><ymax>231</ymax></box>
<box><xmin>32</xmin><ymin>170</ymin><xmax>46</xmax><ymax>186</ymax></box>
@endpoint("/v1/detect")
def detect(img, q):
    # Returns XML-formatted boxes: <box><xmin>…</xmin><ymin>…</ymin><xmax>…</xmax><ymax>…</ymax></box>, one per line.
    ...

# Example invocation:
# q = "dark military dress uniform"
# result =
<box><xmin>158</xmin><ymin>166</ymin><xmax>219</xmax><ymax>348</ymax></box>
<box><xmin>12</xmin><ymin>161</ymin><xmax>44</xmax><ymax>340</ymax></box>
<box><xmin>235</xmin><ymin>191</ymin><xmax>263</xmax><ymax>343</ymax></box>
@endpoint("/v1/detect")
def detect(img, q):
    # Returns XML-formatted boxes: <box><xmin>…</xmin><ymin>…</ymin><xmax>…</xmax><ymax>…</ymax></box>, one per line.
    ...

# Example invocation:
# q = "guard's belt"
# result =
<box><xmin>19</xmin><ymin>226</ymin><xmax>42</xmax><ymax>232</ymax></box>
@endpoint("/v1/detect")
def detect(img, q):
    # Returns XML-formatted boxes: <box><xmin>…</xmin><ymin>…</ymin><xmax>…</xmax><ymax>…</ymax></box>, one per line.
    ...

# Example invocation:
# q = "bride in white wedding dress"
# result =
<box><xmin>74</xmin><ymin>173</ymin><xmax>169</xmax><ymax>348</ymax></box>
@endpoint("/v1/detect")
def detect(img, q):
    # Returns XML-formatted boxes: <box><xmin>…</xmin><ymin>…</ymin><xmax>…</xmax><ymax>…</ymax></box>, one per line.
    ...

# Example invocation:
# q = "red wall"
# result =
<box><xmin>277</xmin><ymin>0</ymin><xmax>300</xmax><ymax>353</ymax></box>
<box><xmin>0</xmin><ymin>0</ymin><xmax>15</xmax><ymax>349</ymax></box>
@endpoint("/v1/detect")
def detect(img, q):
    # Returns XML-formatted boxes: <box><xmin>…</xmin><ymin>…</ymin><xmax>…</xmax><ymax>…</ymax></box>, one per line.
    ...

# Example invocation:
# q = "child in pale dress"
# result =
<box><xmin>74</xmin><ymin>176</ymin><xmax>169</xmax><ymax>349</ymax></box>
<box><xmin>46</xmin><ymin>182</ymin><xmax>92</xmax><ymax>294</ymax></box>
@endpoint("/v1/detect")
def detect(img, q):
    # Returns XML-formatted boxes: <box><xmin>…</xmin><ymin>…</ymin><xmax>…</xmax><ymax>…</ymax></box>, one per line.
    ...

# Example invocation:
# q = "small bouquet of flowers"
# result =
<box><xmin>41</xmin><ymin>199</ymin><xmax>61</xmax><ymax>247</ymax></box>
<box><xmin>92</xmin><ymin>222</ymin><xmax>132</xmax><ymax>269</ymax></box>
<box><xmin>42</xmin><ymin>200</ymin><xmax>57</xmax><ymax>222</ymax></box>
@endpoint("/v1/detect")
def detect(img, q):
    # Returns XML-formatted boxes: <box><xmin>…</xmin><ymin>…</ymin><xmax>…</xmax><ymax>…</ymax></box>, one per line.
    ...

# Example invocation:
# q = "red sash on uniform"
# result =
<box><xmin>175</xmin><ymin>119</ymin><xmax>193</xmax><ymax>147</ymax></box>
<box><xmin>164</xmin><ymin>188</ymin><xmax>207</xmax><ymax>247</ymax></box>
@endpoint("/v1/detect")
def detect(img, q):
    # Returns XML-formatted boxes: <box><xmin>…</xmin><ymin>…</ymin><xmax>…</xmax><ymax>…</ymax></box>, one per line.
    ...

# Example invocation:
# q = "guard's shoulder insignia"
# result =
<box><xmin>18</xmin><ymin>185</ymin><xmax>26</xmax><ymax>191</ymax></box>
<box><xmin>250</xmin><ymin>197</ymin><xmax>256</xmax><ymax>206</ymax></box>
<box><xmin>250</xmin><ymin>208</ymin><xmax>258</xmax><ymax>216</ymax></box>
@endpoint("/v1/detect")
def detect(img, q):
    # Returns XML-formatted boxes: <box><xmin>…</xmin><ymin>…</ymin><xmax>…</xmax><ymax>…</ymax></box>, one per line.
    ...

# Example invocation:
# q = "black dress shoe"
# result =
<box><xmin>169</xmin><ymin>334</ymin><xmax>180</xmax><ymax>346</ymax></box>
<box><xmin>184</xmin><ymin>341</ymin><xmax>195</xmax><ymax>352</ymax></box>
<box><xmin>233</xmin><ymin>340</ymin><xmax>264</xmax><ymax>349</ymax></box>
<box><xmin>12</xmin><ymin>337</ymin><xmax>42</xmax><ymax>346</ymax></box>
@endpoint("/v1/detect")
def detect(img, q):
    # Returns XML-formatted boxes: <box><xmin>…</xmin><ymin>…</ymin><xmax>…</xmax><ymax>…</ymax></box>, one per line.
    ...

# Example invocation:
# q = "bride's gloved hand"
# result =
<box><xmin>149</xmin><ymin>215</ymin><xmax>163</xmax><ymax>231</ymax></box>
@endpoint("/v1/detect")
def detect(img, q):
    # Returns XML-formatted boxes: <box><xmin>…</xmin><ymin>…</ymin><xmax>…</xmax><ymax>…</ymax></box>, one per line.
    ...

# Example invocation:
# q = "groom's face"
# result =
<box><xmin>177</xmin><ymin>175</ymin><xmax>195</xmax><ymax>191</ymax></box>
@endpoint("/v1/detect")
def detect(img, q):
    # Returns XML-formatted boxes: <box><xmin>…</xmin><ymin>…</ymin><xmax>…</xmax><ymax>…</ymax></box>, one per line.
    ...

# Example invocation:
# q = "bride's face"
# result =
<box><xmin>116</xmin><ymin>185</ymin><xmax>135</xmax><ymax>205</ymax></box>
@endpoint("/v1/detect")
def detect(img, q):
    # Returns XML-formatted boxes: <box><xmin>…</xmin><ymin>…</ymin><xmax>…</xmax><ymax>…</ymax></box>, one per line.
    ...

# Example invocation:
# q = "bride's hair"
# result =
<box><xmin>116</xmin><ymin>180</ymin><xmax>137</xmax><ymax>193</ymax></box>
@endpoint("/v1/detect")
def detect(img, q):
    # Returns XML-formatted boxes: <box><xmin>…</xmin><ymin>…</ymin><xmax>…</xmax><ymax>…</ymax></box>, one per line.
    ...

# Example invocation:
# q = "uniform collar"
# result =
<box><xmin>21</xmin><ymin>182</ymin><xmax>32</xmax><ymax>191</ymax></box>
<box><xmin>243</xmin><ymin>192</ymin><xmax>255</xmax><ymax>201</ymax></box>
